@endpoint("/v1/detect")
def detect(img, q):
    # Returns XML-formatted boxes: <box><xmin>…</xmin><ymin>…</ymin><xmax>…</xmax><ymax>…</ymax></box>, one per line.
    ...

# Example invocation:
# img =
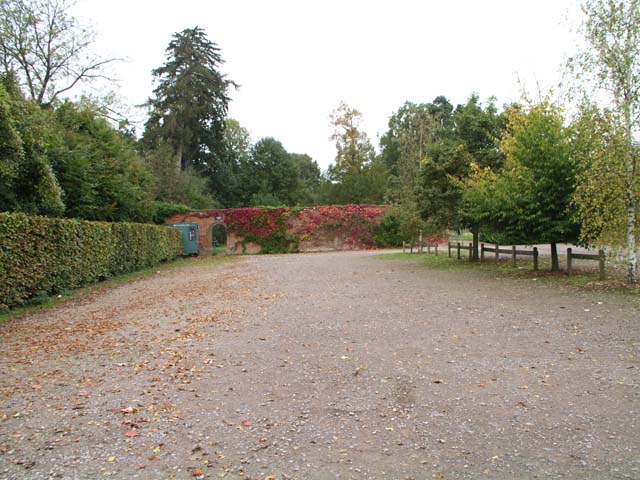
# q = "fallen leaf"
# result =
<box><xmin>192</xmin><ymin>469</ymin><xmax>204</xmax><ymax>476</ymax></box>
<box><xmin>125</xmin><ymin>430</ymin><xmax>139</xmax><ymax>437</ymax></box>
<box><xmin>433</xmin><ymin>379</ymin><xmax>444</xmax><ymax>384</ymax></box>
<box><xmin>241</xmin><ymin>420</ymin><xmax>253</xmax><ymax>427</ymax></box>
<box><xmin>107</xmin><ymin>456</ymin><xmax>116</xmax><ymax>463</ymax></box>
<box><xmin>120</xmin><ymin>407</ymin><xmax>136</xmax><ymax>414</ymax></box>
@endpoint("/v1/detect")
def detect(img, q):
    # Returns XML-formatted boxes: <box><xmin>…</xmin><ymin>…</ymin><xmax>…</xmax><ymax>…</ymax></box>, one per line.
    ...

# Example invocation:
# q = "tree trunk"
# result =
<box><xmin>175</xmin><ymin>143</ymin><xmax>183</xmax><ymax>176</ymax></box>
<box><xmin>472</xmin><ymin>226</ymin><xmax>479</xmax><ymax>262</ymax></box>
<box><xmin>624</xmin><ymin>100</ymin><xmax>637</xmax><ymax>284</ymax></box>
<box><xmin>625</xmin><ymin>163</ymin><xmax>637</xmax><ymax>284</ymax></box>
<box><xmin>550</xmin><ymin>242</ymin><xmax>559</xmax><ymax>272</ymax></box>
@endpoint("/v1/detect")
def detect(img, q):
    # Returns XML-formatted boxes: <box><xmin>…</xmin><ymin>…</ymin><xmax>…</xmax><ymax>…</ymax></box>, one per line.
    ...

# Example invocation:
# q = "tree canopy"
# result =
<box><xmin>570</xmin><ymin>0</ymin><xmax>640</xmax><ymax>283</ymax></box>
<box><xmin>142</xmin><ymin>27</ymin><xmax>236</xmax><ymax>175</ymax></box>
<box><xmin>0</xmin><ymin>0</ymin><xmax>116</xmax><ymax>105</ymax></box>
<box><xmin>462</xmin><ymin>102</ymin><xmax>578</xmax><ymax>269</ymax></box>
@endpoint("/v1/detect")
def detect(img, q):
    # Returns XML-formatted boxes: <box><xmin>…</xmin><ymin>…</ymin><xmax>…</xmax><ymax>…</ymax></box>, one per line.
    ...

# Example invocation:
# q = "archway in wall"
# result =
<box><xmin>211</xmin><ymin>223</ymin><xmax>228</xmax><ymax>255</ymax></box>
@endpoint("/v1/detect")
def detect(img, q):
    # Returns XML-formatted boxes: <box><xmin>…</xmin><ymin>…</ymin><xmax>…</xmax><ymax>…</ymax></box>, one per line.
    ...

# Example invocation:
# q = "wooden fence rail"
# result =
<box><xmin>447</xmin><ymin>242</ymin><xmax>473</xmax><ymax>261</ymax></box>
<box><xmin>445</xmin><ymin>239</ymin><xmax>607</xmax><ymax>277</ymax></box>
<box><xmin>402</xmin><ymin>241</ymin><xmax>439</xmax><ymax>255</ymax></box>
<box><xmin>567</xmin><ymin>248</ymin><xmax>605</xmax><ymax>280</ymax></box>
<box><xmin>480</xmin><ymin>243</ymin><xmax>539</xmax><ymax>270</ymax></box>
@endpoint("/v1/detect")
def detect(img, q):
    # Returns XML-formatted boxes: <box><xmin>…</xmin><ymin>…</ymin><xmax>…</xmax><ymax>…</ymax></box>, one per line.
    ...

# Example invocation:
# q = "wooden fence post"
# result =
<box><xmin>511</xmin><ymin>245</ymin><xmax>516</xmax><ymax>267</ymax></box>
<box><xmin>457</xmin><ymin>242</ymin><xmax>461</xmax><ymax>260</ymax></box>
<box><xmin>480</xmin><ymin>243</ymin><xmax>485</xmax><ymax>262</ymax></box>
<box><xmin>469</xmin><ymin>242</ymin><xmax>473</xmax><ymax>262</ymax></box>
<box><xmin>419</xmin><ymin>229</ymin><xmax>423</xmax><ymax>254</ymax></box>
<box><xmin>567</xmin><ymin>247</ymin><xmax>573</xmax><ymax>275</ymax></box>
<box><xmin>402</xmin><ymin>241</ymin><xmax>405</xmax><ymax>253</ymax></box>
<box><xmin>435</xmin><ymin>243</ymin><xmax>439</xmax><ymax>256</ymax></box>
<box><xmin>533</xmin><ymin>247</ymin><xmax>539</xmax><ymax>271</ymax></box>
<box><xmin>448</xmin><ymin>242</ymin><xmax>451</xmax><ymax>258</ymax></box>
<box><xmin>599</xmin><ymin>249</ymin><xmax>606</xmax><ymax>280</ymax></box>
<box><xmin>495</xmin><ymin>244</ymin><xmax>499</xmax><ymax>262</ymax></box>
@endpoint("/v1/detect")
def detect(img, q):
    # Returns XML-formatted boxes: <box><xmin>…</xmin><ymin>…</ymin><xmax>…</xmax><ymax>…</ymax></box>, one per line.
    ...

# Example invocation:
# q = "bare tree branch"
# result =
<box><xmin>0</xmin><ymin>0</ymin><xmax>119</xmax><ymax>104</ymax></box>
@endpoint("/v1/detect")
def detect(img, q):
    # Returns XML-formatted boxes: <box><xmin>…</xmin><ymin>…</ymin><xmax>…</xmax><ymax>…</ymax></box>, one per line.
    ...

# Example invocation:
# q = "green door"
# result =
<box><xmin>168</xmin><ymin>223</ymin><xmax>199</xmax><ymax>256</ymax></box>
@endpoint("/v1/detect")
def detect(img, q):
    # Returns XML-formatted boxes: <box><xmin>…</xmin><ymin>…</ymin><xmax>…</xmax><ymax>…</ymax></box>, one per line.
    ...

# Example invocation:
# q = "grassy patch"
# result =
<box><xmin>377</xmin><ymin>251</ymin><xmax>640</xmax><ymax>299</ymax></box>
<box><xmin>0</xmin><ymin>255</ymin><xmax>234</xmax><ymax>324</ymax></box>
<box><xmin>448</xmin><ymin>233</ymin><xmax>474</xmax><ymax>242</ymax></box>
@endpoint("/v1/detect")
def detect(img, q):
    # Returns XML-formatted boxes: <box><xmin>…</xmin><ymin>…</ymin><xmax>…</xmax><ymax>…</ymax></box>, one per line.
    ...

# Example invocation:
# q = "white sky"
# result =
<box><xmin>73</xmin><ymin>0</ymin><xmax>583</xmax><ymax>171</ymax></box>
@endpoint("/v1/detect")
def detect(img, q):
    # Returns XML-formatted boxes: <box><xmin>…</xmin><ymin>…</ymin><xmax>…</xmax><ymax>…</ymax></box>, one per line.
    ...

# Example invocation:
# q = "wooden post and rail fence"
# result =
<box><xmin>479</xmin><ymin>243</ymin><xmax>540</xmax><ymax>270</ymax></box>
<box><xmin>567</xmin><ymin>248</ymin><xmax>606</xmax><ymax>280</ymax></box>
<box><xmin>402</xmin><ymin>240</ymin><xmax>439</xmax><ymax>255</ymax></box>
<box><xmin>445</xmin><ymin>242</ymin><xmax>606</xmax><ymax>278</ymax></box>
<box><xmin>402</xmin><ymin>229</ymin><xmax>440</xmax><ymax>255</ymax></box>
<box><xmin>447</xmin><ymin>241</ymin><xmax>473</xmax><ymax>261</ymax></box>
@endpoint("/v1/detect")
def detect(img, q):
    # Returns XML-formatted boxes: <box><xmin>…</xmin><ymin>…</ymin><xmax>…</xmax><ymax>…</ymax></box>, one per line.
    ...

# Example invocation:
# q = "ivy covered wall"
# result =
<box><xmin>165</xmin><ymin>205</ymin><xmax>387</xmax><ymax>254</ymax></box>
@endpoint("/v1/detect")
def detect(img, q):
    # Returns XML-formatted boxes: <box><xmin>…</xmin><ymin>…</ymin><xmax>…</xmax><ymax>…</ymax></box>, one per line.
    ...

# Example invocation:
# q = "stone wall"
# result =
<box><xmin>165</xmin><ymin>205</ymin><xmax>386</xmax><ymax>255</ymax></box>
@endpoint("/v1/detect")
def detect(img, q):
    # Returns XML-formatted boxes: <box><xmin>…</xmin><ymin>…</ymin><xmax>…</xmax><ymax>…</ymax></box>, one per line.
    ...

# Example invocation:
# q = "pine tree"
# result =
<box><xmin>142</xmin><ymin>27</ymin><xmax>236</xmax><ymax>176</ymax></box>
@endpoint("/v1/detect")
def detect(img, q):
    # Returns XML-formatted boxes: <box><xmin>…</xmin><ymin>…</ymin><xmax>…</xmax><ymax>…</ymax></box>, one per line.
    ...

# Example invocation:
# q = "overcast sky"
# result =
<box><xmin>73</xmin><ymin>0</ymin><xmax>582</xmax><ymax>171</ymax></box>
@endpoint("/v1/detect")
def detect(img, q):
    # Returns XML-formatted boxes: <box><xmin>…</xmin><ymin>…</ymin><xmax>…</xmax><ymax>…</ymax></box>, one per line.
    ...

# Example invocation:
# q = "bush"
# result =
<box><xmin>374</xmin><ymin>214</ymin><xmax>403</xmax><ymax>247</ymax></box>
<box><xmin>153</xmin><ymin>201</ymin><xmax>192</xmax><ymax>224</ymax></box>
<box><xmin>0</xmin><ymin>212</ymin><xmax>182</xmax><ymax>309</ymax></box>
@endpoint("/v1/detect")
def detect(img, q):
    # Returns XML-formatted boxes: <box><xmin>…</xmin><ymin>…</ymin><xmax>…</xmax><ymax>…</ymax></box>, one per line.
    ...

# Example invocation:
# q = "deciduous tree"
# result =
<box><xmin>0</xmin><ymin>0</ymin><xmax>116</xmax><ymax>105</ymax></box>
<box><xmin>328</xmin><ymin>101</ymin><xmax>375</xmax><ymax>181</ymax></box>
<box><xmin>0</xmin><ymin>72</ymin><xmax>64</xmax><ymax>215</ymax></box>
<box><xmin>463</xmin><ymin>102</ymin><xmax>579</xmax><ymax>270</ymax></box>
<box><xmin>244</xmin><ymin>137</ymin><xmax>301</xmax><ymax>207</ymax></box>
<box><xmin>570</xmin><ymin>0</ymin><xmax>640</xmax><ymax>283</ymax></box>
<box><xmin>416</xmin><ymin>95</ymin><xmax>504</xmax><ymax>259</ymax></box>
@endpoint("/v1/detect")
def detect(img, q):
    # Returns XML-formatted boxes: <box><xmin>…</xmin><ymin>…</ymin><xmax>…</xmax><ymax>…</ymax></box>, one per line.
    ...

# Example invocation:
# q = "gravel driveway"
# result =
<box><xmin>1</xmin><ymin>251</ymin><xmax>639</xmax><ymax>479</ymax></box>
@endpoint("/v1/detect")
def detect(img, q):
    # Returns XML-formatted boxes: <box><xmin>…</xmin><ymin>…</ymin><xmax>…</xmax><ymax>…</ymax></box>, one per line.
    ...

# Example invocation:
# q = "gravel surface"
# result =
<box><xmin>1</xmin><ymin>251</ymin><xmax>639</xmax><ymax>480</ymax></box>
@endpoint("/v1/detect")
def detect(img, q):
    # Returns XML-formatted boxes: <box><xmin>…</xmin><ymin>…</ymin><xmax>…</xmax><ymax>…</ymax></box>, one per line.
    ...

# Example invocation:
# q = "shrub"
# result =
<box><xmin>153</xmin><ymin>202</ymin><xmax>192</xmax><ymax>224</ymax></box>
<box><xmin>0</xmin><ymin>212</ymin><xmax>182</xmax><ymax>309</ymax></box>
<box><xmin>374</xmin><ymin>213</ymin><xmax>403</xmax><ymax>247</ymax></box>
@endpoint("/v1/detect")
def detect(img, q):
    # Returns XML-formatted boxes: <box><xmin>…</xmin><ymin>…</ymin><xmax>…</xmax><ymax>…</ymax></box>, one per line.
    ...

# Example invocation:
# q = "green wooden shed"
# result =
<box><xmin>168</xmin><ymin>223</ymin><xmax>199</xmax><ymax>256</ymax></box>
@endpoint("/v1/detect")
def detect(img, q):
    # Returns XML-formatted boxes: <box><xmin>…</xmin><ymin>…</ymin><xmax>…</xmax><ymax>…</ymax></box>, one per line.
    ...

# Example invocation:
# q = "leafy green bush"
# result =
<box><xmin>153</xmin><ymin>201</ymin><xmax>192</xmax><ymax>224</ymax></box>
<box><xmin>374</xmin><ymin>213</ymin><xmax>403</xmax><ymax>247</ymax></box>
<box><xmin>0</xmin><ymin>212</ymin><xmax>182</xmax><ymax>309</ymax></box>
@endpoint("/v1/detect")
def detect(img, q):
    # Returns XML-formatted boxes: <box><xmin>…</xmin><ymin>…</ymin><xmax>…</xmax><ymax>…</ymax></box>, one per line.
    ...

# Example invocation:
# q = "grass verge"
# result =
<box><xmin>377</xmin><ymin>251</ymin><xmax>640</xmax><ymax>298</ymax></box>
<box><xmin>0</xmin><ymin>255</ymin><xmax>234</xmax><ymax>323</ymax></box>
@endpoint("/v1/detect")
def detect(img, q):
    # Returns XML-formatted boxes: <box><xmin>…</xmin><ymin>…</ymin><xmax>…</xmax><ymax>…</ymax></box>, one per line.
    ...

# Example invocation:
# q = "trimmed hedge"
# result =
<box><xmin>0</xmin><ymin>212</ymin><xmax>182</xmax><ymax>309</ymax></box>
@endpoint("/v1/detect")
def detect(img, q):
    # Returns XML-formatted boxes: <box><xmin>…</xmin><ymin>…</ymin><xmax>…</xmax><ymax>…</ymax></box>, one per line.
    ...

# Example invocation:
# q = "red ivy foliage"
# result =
<box><xmin>290</xmin><ymin>205</ymin><xmax>385</xmax><ymax>248</ymax></box>
<box><xmin>223</xmin><ymin>208</ymin><xmax>289</xmax><ymax>237</ymax></box>
<box><xmin>177</xmin><ymin>205</ymin><xmax>386</xmax><ymax>250</ymax></box>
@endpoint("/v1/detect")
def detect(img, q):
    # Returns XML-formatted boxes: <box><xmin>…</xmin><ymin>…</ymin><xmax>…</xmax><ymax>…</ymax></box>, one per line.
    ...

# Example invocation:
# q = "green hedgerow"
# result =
<box><xmin>0</xmin><ymin>212</ymin><xmax>182</xmax><ymax>309</ymax></box>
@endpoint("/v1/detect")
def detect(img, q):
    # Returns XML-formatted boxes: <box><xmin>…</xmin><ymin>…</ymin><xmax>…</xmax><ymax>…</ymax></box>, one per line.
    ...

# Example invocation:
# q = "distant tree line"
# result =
<box><xmin>0</xmin><ymin>0</ymin><xmax>638</xmax><ymax>282</ymax></box>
